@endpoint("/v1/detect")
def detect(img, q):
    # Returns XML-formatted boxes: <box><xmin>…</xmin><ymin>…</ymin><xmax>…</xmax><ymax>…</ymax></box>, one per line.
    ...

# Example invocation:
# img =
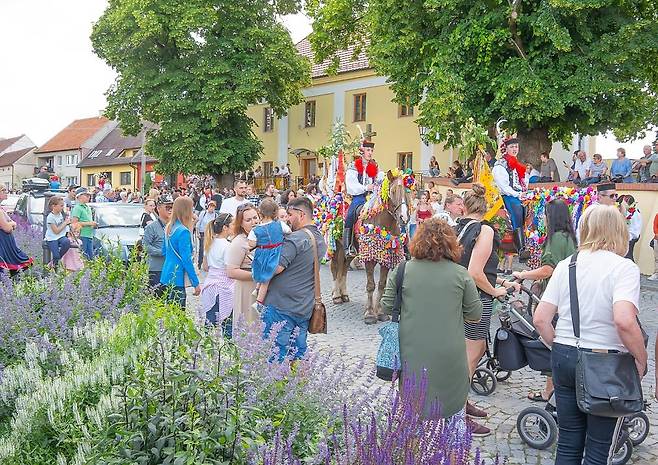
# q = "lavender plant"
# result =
<box><xmin>0</xmin><ymin>253</ymin><xmax>147</xmax><ymax>369</ymax></box>
<box><xmin>10</xmin><ymin>215</ymin><xmax>43</xmax><ymax>266</ymax></box>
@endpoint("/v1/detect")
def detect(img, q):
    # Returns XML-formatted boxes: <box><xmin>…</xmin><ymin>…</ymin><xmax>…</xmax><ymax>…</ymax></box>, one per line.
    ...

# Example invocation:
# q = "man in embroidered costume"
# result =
<box><xmin>492</xmin><ymin>138</ymin><xmax>527</xmax><ymax>253</ymax></box>
<box><xmin>344</xmin><ymin>140</ymin><xmax>383</xmax><ymax>257</ymax></box>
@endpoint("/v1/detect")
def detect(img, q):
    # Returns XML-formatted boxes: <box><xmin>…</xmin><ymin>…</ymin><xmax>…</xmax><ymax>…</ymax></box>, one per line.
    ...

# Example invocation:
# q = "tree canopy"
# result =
<box><xmin>92</xmin><ymin>0</ymin><xmax>310</xmax><ymax>176</ymax></box>
<box><xmin>307</xmin><ymin>0</ymin><xmax>658</xmax><ymax>160</ymax></box>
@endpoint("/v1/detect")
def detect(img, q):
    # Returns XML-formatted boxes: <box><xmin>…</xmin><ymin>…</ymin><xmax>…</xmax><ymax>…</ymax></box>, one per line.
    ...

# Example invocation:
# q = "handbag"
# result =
<box><xmin>568</xmin><ymin>252</ymin><xmax>644</xmax><ymax>418</ymax></box>
<box><xmin>302</xmin><ymin>228</ymin><xmax>327</xmax><ymax>334</ymax></box>
<box><xmin>166</xmin><ymin>228</ymin><xmax>193</xmax><ymax>288</ymax></box>
<box><xmin>375</xmin><ymin>261</ymin><xmax>407</xmax><ymax>381</ymax></box>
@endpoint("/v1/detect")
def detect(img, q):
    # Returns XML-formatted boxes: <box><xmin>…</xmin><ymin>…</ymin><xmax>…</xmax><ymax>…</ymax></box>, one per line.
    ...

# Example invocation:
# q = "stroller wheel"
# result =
<box><xmin>516</xmin><ymin>406</ymin><xmax>557</xmax><ymax>450</ymax></box>
<box><xmin>495</xmin><ymin>369</ymin><xmax>512</xmax><ymax>382</ymax></box>
<box><xmin>471</xmin><ymin>367</ymin><xmax>497</xmax><ymax>396</ymax></box>
<box><xmin>611</xmin><ymin>437</ymin><xmax>633</xmax><ymax>465</ymax></box>
<box><xmin>626</xmin><ymin>412</ymin><xmax>650</xmax><ymax>446</ymax></box>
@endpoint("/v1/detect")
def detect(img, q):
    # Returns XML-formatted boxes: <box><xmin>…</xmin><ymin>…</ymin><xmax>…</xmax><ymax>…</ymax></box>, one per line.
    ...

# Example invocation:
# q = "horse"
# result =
<box><xmin>330</xmin><ymin>170</ymin><xmax>413</xmax><ymax>324</ymax></box>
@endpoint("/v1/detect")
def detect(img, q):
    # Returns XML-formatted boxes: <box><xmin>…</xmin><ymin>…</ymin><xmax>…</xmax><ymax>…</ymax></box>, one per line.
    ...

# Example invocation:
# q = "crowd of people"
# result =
<box><xmin>2</xmin><ymin>135</ymin><xmax>658</xmax><ymax>465</ymax></box>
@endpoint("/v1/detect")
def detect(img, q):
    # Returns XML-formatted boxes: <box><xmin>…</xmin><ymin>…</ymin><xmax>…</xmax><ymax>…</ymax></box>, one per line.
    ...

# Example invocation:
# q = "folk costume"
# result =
<box><xmin>492</xmin><ymin>138</ymin><xmax>527</xmax><ymax>253</ymax></box>
<box><xmin>624</xmin><ymin>198</ymin><xmax>642</xmax><ymax>262</ymax></box>
<box><xmin>344</xmin><ymin>141</ymin><xmax>383</xmax><ymax>256</ymax></box>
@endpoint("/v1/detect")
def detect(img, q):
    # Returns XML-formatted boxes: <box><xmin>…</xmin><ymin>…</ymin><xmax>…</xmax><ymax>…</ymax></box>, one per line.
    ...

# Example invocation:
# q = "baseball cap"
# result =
<box><xmin>157</xmin><ymin>194</ymin><xmax>174</xmax><ymax>205</ymax></box>
<box><xmin>75</xmin><ymin>187</ymin><xmax>90</xmax><ymax>198</ymax></box>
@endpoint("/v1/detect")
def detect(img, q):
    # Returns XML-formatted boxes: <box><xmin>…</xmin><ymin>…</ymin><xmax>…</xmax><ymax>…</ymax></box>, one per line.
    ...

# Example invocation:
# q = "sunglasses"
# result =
<box><xmin>600</xmin><ymin>193</ymin><xmax>618</xmax><ymax>199</ymax></box>
<box><xmin>286</xmin><ymin>206</ymin><xmax>304</xmax><ymax>215</ymax></box>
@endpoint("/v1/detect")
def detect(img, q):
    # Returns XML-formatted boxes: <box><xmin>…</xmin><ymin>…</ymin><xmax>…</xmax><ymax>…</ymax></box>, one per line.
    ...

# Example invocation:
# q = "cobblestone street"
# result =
<box><xmin>308</xmin><ymin>264</ymin><xmax>658</xmax><ymax>465</ymax></box>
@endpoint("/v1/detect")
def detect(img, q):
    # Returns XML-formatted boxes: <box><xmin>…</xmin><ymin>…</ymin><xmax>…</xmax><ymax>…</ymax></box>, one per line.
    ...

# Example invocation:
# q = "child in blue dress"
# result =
<box><xmin>248</xmin><ymin>199</ymin><xmax>291</xmax><ymax>310</ymax></box>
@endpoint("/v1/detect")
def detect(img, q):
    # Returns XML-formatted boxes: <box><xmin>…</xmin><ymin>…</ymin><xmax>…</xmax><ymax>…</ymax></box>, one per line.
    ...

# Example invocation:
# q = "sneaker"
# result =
<box><xmin>467</xmin><ymin>418</ymin><xmax>491</xmax><ymax>438</ymax></box>
<box><xmin>648</xmin><ymin>273</ymin><xmax>658</xmax><ymax>281</ymax></box>
<box><xmin>466</xmin><ymin>401</ymin><xmax>488</xmax><ymax>418</ymax></box>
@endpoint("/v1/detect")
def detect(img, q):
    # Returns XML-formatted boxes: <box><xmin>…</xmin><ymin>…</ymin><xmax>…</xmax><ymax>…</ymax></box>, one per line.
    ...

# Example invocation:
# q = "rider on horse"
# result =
<box><xmin>492</xmin><ymin>137</ymin><xmax>528</xmax><ymax>253</ymax></box>
<box><xmin>343</xmin><ymin>140</ymin><xmax>383</xmax><ymax>257</ymax></box>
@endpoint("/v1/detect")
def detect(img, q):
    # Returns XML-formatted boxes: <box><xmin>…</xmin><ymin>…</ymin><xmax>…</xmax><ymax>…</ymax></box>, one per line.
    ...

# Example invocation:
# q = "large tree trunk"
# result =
<box><xmin>517</xmin><ymin>127</ymin><xmax>551</xmax><ymax>168</ymax></box>
<box><xmin>214</xmin><ymin>173</ymin><xmax>234</xmax><ymax>190</ymax></box>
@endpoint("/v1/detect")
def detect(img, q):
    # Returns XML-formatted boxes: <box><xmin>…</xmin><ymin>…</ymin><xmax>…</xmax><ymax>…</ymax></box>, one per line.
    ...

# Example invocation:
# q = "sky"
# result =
<box><xmin>0</xmin><ymin>1</ymin><xmax>312</xmax><ymax>146</ymax></box>
<box><xmin>0</xmin><ymin>1</ymin><xmax>653</xmax><ymax>155</ymax></box>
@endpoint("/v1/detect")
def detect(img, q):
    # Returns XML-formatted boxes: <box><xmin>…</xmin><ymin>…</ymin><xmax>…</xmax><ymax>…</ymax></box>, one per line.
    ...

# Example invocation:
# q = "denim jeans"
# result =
<box><xmin>47</xmin><ymin>236</ymin><xmax>71</xmax><ymax>267</ymax></box>
<box><xmin>80</xmin><ymin>236</ymin><xmax>94</xmax><ymax>260</ymax></box>
<box><xmin>552</xmin><ymin>343</ymin><xmax>619</xmax><ymax>465</ymax></box>
<box><xmin>165</xmin><ymin>286</ymin><xmax>187</xmax><ymax>309</ymax></box>
<box><xmin>206</xmin><ymin>297</ymin><xmax>233</xmax><ymax>339</ymax></box>
<box><xmin>262</xmin><ymin>305</ymin><xmax>309</xmax><ymax>361</ymax></box>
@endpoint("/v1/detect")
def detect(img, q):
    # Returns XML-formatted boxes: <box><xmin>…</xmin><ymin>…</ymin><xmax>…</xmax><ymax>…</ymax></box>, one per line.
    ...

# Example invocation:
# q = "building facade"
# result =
<box><xmin>0</xmin><ymin>135</ymin><xmax>37</xmax><ymax>190</ymax></box>
<box><xmin>77</xmin><ymin>123</ymin><xmax>157</xmax><ymax>191</ymax></box>
<box><xmin>34</xmin><ymin>117</ymin><xmax>117</xmax><ymax>187</ymax></box>
<box><xmin>247</xmin><ymin>38</ymin><xmax>447</xmax><ymax>184</ymax></box>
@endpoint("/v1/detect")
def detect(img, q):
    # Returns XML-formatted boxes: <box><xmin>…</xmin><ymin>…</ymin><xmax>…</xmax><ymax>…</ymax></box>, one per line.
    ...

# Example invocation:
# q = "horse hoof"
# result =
<box><xmin>341</xmin><ymin>295</ymin><xmax>350</xmax><ymax>302</ymax></box>
<box><xmin>333</xmin><ymin>297</ymin><xmax>343</xmax><ymax>305</ymax></box>
<box><xmin>377</xmin><ymin>313</ymin><xmax>390</xmax><ymax>322</ymax></box>
<box><xmin>364</xmin><ymin>316</ymin><xmax>378</xmax><ymax>325</ymax></box>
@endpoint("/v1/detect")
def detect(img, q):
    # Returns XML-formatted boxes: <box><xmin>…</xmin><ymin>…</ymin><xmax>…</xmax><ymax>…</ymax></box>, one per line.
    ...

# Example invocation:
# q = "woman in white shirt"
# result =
<box><xmin>200</xmin><ymin>213</ymin><xmax>234</xmax><ymax>333</ymax></box>
<box><xmin>534</xmin><ymin>205</ymin><xmax>647</xmax><ymax>465</ymax></box>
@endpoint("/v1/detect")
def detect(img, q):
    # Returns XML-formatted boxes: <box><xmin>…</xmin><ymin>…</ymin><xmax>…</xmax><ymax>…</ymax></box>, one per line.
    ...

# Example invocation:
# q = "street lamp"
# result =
<box><xmin>419</xmin><ymin>126</ymin><xmax>430</xmax><ymax>139</ymax></box>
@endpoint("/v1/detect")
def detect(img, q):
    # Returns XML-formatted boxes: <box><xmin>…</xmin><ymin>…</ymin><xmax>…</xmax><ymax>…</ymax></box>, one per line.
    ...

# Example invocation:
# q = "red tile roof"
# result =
<box><xmin>35</xmin><ymin>117</ymin><xmax>110</xmax><ymax>154</ymax></box>
<box><xmin>295</xmin><ymin>36</ymin><xmax>370</xmax><ymax>78</ymax></box>
<box><xmin>0</xmin><ymin>135</ymin><xmax>24</xmax><ymax>154</ymax></box>
<box><xmin>0</xmin><ymin>147</ymin><xmax>35</xmax><ymax>167</ymax></box>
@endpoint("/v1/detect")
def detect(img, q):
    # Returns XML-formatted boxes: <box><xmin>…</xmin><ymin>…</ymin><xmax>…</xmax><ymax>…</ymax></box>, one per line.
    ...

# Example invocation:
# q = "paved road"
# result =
<box><xmin>308</xmin><ymin>264</ymin><xmax>658</xmax><ymax>465</ymax></box>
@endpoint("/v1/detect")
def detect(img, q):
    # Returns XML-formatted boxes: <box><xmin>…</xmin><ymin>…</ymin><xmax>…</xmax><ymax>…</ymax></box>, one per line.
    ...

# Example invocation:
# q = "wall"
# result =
<box><xmin>80</xmin><ymin>165</ymin><xmax>139</xmax><ymax>190</ymax></box>
<box><xmin>427</xmin><ymin>178</ymin><xmax>658</xmax><ymax>276</ymax></box>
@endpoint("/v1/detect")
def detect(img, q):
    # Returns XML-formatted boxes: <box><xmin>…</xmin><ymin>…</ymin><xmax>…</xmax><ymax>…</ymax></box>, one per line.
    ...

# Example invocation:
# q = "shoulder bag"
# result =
<box><xmin>166</xmin><ymin>226</ymin><xmax>193</xmax><ymax>288</ymax></box>
<box><xmin>375</xmin><ymin>261</ymin><xmax>407</xmax><ymax>381</ymax></box>
<box><xmin>568</xmin><ymin>252</ymin><xmax>644</xmax><ymax>418</ymax></box>
<box><xmin>302</xmin><ymin>228</ymin><xmax>327</xmax><ymax>334</ymax></box>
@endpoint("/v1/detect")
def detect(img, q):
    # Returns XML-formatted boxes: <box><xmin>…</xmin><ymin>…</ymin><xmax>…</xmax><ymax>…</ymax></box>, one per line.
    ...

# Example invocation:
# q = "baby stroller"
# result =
<box><xmin>496</xmin><ymin>286</ymin><xmax>652</xmax><ymax>465</ymax></box>
<box><xmin>470</xmin><ymin>284</ymin><xmax>542</xmax><ymax>396</ymax></box>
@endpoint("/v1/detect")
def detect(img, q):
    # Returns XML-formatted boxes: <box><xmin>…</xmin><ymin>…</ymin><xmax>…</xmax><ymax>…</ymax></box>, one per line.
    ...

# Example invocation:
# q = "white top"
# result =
<box><xmin>218</xmin><ymin>196</ymin><xmax>249</xmax><ymax>216</ymax></box>
<box><xmin>345</xmin><ymin>161</ymin><xmax>384</xmax><ymax>196</ymax></box>
<box><xmin>574</xmin><ymin>158</ymin><xmax>592</xmax><ymax>179</ymax></box>
<box><xmin>206</xmin><ymin>237</ymin><xmax>231</xmax><ymax>269</ymax></box>
<box><xmin>541</xmin><ymin>250</ymin><xmax>640</xmax><ymax>352</ymax></box>
<box><xmin>197</xmin><ymin>210</ymin><xmax>217</xmax><ymax>234</ymax></box>
<box><xmin>434</xmin><ymin>211</ymin><xmax>457</xmax><ymax>226</ymax></box>
<box><xmin>492</xmin><ymin>163</ymin><xmax>521</xmax><ymax>197</ymax></box>
<box><xmin>431</xmin><ymin>202</ymin><xmax>444</xmax><ymax>214</ymax></box>
<box><xmin>45</xmin><ymin>212</ymin><xmax>68</xmax><ymax>241</ymax></box>
<box><xmin>247</xmin><ymin>219</ymin><xmax>291</xmax><ymax>242</ymax></box>
<box><xmin>628</xmin><ymin>209</ymin><xmax>642</xmax><ymax>241</ymax></box>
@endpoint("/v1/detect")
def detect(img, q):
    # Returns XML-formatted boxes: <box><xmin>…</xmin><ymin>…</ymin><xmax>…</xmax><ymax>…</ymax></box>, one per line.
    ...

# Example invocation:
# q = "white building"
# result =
<box><xmin>0</xmin><ymin>135</ymin><xmax>37</xmax><ymax>190</ymax></box>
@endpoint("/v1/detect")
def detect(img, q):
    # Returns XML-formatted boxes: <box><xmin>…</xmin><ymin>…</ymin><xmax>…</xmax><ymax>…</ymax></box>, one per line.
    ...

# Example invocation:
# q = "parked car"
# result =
<box><xmin>0</xmin><ymin>194</ymin><xmax>19</xmax><ymax>213</ymax></box>
<box><xmin>13</xmin><ymin>178</ymin><xmax>68</xmax><ymax>228</ymax></box>
<box><xmin>90</xmin><ymin>203</ymin><xmax>143</xmax><ymax>262</ymax></box>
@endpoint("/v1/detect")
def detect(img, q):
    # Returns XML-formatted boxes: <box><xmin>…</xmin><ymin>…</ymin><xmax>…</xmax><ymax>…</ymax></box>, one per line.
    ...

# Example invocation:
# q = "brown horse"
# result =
<box><xmin>330</xmin><ymin>170</ymin><xmax>413</xmax><ymax>324</ymax></box>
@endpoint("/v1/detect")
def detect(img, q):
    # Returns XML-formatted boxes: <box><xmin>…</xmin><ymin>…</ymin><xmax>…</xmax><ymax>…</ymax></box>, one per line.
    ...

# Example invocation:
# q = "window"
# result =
<box><xmin>304</xmin><ymin>101</ymin><xmax>316</xmax><ymax>128</ymax></box>
<box><xmin>66</xmin><ymin>176</ymin><xmax>78</xmax><ymax>186</ymax></box>
<box><xmin>263</xmin><ymin>161</ymin><xmax>274</xmax><ymax>177</ymax></box>
<box><xmin>87</xmin><ymin>174</ymin><xmax>95</xmax><ymax>187</ymax></box>
<box><xmin>263</xmin><ymin>107</ymin><xmax>275</xmax><ymax>132</ymax></box>
<box><xmin>397</xmin><ymin>152</ymin><xmax>413</xmax><ymax>171</ymax></box>
<box><xmin>120</xmin><ymin>172</ymin><xmax>132</xmax><ymax>186</ymax></box>
<box><xmin>398</xmin><ymin>99</ymin><xmax>414</xmax><ymax>117</ymax></box>
<box><xmin>88</xmin><ymin>150</ymin><xmax>102</xmax><ymax>159</ymax></box>
<box><xmin>353</xmin><ymin>93</ymin><xmax>366</xmax><ymax>122</ymax></box>
<box><xmin>57</xmin><ymin>156</ymin><xmax>63</xmax><ymax>166</ymax></box>
<box><xmin>105</xmin><ymin>149</ymin><xmax>116</xmax><ymax>157</ymax></box>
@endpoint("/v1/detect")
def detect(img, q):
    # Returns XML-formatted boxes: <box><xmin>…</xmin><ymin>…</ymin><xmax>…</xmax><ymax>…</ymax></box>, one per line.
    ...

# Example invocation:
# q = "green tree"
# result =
<box><xmin>307</xmin><ymin>0</ymin><xmax>658</xmax><ymax>163</ymax></box>
<box><xmin>92</xmin><ymin>0</ymin><xmax>310</xmax><ymax>177</ymax></box>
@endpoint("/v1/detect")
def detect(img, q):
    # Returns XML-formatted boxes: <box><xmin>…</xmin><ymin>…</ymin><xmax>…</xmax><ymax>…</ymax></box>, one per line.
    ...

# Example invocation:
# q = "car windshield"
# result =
<box><xmin>94</xmin><ymin>205</ymin><xmax>143</xmax><ymax>227</ymax></box>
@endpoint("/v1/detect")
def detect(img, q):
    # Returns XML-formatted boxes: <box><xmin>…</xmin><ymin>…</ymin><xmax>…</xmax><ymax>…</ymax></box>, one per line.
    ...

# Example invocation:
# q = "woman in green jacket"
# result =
<box><xmin>513</xmin><ymin>199</ymin><xmax>577</xmax><ymax>401</ymax></box>
<box><xmin>380</xmin><ymin>218</ymin><xmax>482</xmax><ymax>424</ymax></box>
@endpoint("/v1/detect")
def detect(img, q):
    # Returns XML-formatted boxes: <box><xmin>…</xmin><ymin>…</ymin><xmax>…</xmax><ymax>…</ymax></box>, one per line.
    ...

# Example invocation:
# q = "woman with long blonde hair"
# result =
<box><xmin>160</xmin><ymin>196</ymin><xmax>200</xmax><ymax>308</ymax></box>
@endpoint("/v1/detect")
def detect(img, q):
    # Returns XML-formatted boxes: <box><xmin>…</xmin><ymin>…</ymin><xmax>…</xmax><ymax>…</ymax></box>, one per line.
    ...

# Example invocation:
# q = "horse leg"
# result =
<box><xmin>375</xmin><ymin>265</ymin><xmax>391</xmax><ymax>321</ymax></box>
<box><xmin>341</xmin><ymin>256</ymin><xmax>353</xmax><ymax>302</ymax></box>
<box><xmin>331</xmin><ymin>242</ymin><xmax>346</xmax><ymax>304</ymax></box>
<box><xmin>364</xmin><ymin>261</ymin><xmax>377</xmax><ymax>325</ymax></box>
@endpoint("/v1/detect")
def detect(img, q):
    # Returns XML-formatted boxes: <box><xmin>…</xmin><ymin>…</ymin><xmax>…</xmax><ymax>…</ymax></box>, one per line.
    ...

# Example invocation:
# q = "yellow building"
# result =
<box><xmin>77</xmin><ymin>124</ymin><xmax>157</xmax><ymax>191</ymax></box>
<box><xmin>247</xmin><ymin>37</ymin><xmax>454</xmax><ymax>184</ymax></box>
